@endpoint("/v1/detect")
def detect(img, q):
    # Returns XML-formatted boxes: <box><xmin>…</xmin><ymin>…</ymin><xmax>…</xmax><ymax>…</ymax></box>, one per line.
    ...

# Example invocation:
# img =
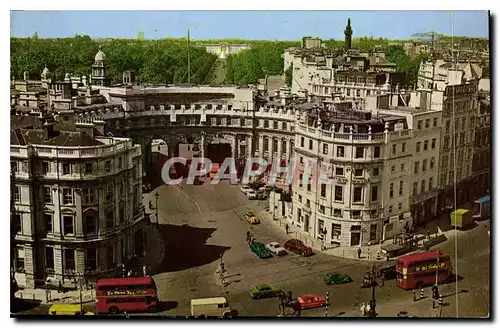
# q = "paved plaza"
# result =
<box><xmin>143</xmin><ymin>181</ymin><xmax>490</xmax><ymax>318</ymax></box>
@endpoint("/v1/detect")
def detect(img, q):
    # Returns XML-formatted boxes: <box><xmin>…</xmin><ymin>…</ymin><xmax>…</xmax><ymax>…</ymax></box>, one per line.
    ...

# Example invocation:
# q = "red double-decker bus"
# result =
<box><xmin>396</xmin><ymin>249</ymin><xmax>453</xmax><ymax>290</ymax></box>
<box><xmin>95</xmin><ymin>277</ymin><xmax>158</xmax><ymax>314</ymax></box>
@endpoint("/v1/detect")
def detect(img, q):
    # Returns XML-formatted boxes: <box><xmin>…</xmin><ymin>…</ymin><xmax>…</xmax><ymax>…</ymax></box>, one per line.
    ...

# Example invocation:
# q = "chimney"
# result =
<box><xmin>75</xmin><ymin>119</ymin><xmax>94</xmax><ymax>139</ymax></box>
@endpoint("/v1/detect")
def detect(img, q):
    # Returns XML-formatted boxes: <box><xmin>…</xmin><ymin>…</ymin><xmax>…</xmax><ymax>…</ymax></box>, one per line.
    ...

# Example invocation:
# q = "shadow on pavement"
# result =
<box><xmin>157</xmin><ymin>301</ymin><xmax>178</xmax><ymax>312</ymax></box>
<box><xmin>156</xmin><ymin>223</ymin><xmax>231</xmax><ymax>273</ymax></box>
<box><xmin>11</xmin><ymin>299</ymin><xmax>43</xmax><ymax>315</ymax></box>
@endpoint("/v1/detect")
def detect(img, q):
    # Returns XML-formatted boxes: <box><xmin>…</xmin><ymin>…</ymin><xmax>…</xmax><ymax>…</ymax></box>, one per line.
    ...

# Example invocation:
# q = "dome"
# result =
<box><xmin>94</xmin><ymin>46</ymin><xmax>107</xmax><ymax>62</ymax></box>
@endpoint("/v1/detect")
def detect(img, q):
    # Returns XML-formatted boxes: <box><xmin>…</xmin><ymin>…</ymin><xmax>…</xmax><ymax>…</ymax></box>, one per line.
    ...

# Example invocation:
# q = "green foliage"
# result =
<box><xmin>386</xmin><ymin>45</ymin><xmax>430</xmax><ymax>88</ymax></box>
<box><xmin>284</xmin><ymin>64</ymin><xmax>293</xmax><ymax>87</ymax></box>
<box><xmin>10</xmin><ymin>36</ymin><xmax>217</xmax><ymax>84</ymax></box>
<box><xmin>225</xmin><ymin>43</ymin><xmax>293</xmax><ymax>84</ymax></box>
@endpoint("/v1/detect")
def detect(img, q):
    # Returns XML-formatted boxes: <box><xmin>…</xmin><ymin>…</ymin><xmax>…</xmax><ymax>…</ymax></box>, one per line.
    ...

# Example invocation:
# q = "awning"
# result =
<box><xmin>474</xmin><ymin>195</ymin><xmax>490</xmax><ymax>204</ymax></box>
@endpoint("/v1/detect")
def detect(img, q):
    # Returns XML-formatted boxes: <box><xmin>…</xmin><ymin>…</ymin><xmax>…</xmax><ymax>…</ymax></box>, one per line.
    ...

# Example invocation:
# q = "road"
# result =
<box><xmin>147</xmin><ymin>181</ymin><xmax>490</xmax><ymax>318</ymax></box>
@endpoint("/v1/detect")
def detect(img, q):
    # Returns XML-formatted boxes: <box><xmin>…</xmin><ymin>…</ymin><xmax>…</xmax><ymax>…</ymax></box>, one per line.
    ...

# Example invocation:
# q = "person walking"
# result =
<box><xmin>360</xmin><ymin>302</ymin><xmax>366</xmax><ymax>316</ymax></box>
<box><xmin>357</xmin><ymin>248</ymin><xmax>362</xmax><ymax>259</ymax></box>
<box><xmin>285</xmin><ymin>223</ymin><xmax>289</xmax><ymax>234</ymax></box>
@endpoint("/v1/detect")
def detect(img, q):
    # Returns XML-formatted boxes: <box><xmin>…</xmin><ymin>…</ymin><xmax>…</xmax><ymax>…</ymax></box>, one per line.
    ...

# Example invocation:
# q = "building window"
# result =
<box><xmin>369</xmin><ymin>224</ymin><xmax>377</xmax><ymax>241</ymax></box>
<box><xmin>413</xmin><ymin>182</ymin><xmax>418</xmax><ymax>195</ymax></box>
<box><xmin>13</xmin><ymin>213</ymin><xmax>21</xmax><ymax>234</ymax></box>
<box><xmin>429</xmin><ymin>177</ymin><xmax>434</xmax><ymax>190</ymax></box>
<box><xmin>334</xmin><ymin>186</ymin><xmax>343</xmax><ymax>201</ymax></box>
<box><xmin>299</xmin><ymin>173</ymin><xmax>303</xmax><ymax>188</ymax></box>
<box><xmin>431</xmin><ymin>138</ymin><xmax>436</xmax><ymax>149</ymax></box>
<box><xmin>333</xmin><ymin>209</ymin><xmax>342</xmax><ymax>218</ymax></box>
<box><xmin>402</xmin><ymin>143</ymin><xmax>406</xmax><ymax>153</ymax></box>
<box><xmin>417</xmin><ymin>120</ymin><xmax>422</xmax><ymax>129</ymax></box>
<box><xmin>353</xmin><ymin>187</ymin><xmax>362</xmax><ymax>203</ymax></box>
<box><xmin>282</xmin><ymin>122</ymin><xmax>287</xmax><ymax>130</ymax></box>
<box><xmin>422</xmin><ymin>159</ymin><xmax>427</xmax><ymax>172</ymax></box>
<box><xmin>323</xmin><ymin>143</ymin><xmax>328</xmax><ymax>155</ymax></box>
<box><xmin>86</xmin><ymin>248</ymin><xmax>98</xmax><ymax>271</ymax></box>
<box><xmin>106</xmin><ymin>185</ymin><xmax>113</xmax><ymax>202</ymax></box>
<box><xmin>420</xmin><ymin>180</ymin><xmax>426</xmax><ymax>193</ymax></box>
<box><xmin>374</xmin><ymin>146</ymin><xmax>380</xmax><ymax>158</ymax></box>
<box><xmin>319</xmin><ymin>206</ymin><xmax>325</xmax><ymax>214</ymax></box>
<box><xmin>298</xmin><ymin>195</ymin><xmax>302</xmax><ymax>203</ymax></box>
<box><xmin>320</xmin><ymin>184</ymin><xmax>326</xmax><ymax>197</ymax></box>
<box><xmin>64</xmin><ymin>249</ymin><xmax>75</xmax><ymax>272</ymax></box>
<box><xmin>105</xmin><ymin>160</ymin><xmax>111</xmax><ymax>172</ymax></box>
<box><xmin>354</xmin><ymin>169</ymin><xmax>363</xmax><ymax>177</ymax></box>
<box><xmin>307</xmin><ymin>181</ymin><xmax>311</xmax><ymax>192</ymax></box>
<box><xmin>373</xmin><ymin>167</ymin><xmax>379</xmax><ymax>176</ymax></box>
<box><xmin>391</xmin><ymin>165</ymin><xmax>395</xmax><ymax>173</ymax></box>
<box><xmin>400</xmin><ymin>163</ymin><xmax>405</xmax><ymax>171</ymax></box>
<box><xmin>433</xmin><ymin>118</ymin><xmax>438</xmax><ymax>127</ymax></box>
<box><xmin>45</xmin><ymin>247</ymin><xmax>54</xmax><ymax>270</ymax></box>
<box><xmin>15</xmin><ymin>247</ymin><xmax>25</xmax><ymax>272</ymax></box>
<box><xmin>392</xmin><ymin>144</ymin><xmax>396</xmax><ymax>155</ymax></box>
<box><xmin>63</xmin><ymin>215</ymin><xmax>74</xmax><ymax>235</ymax></box>
<box><xmin>118</xmin><ymin>157</ymin><xmax>123</xmax><ymax>169</ymax></box>
<box><xmin>84</xmin><ymin>188</ymin><xmax>94</xmax><ymax>205</ymax></box>
<box><xmin>62</xmin><ymin>188</ymin><xmax>73</xmax><ymax>205</ymax></box>
<box><xmin>335</xmin><ymin>167</ymin><xmax>344</xmax><ymax>176</ymax></box>
<box><xmin>337</xmin><ymin>146</ymin><xmax>345</xmax><ymax>157</ymax></box>
<box><xmin>106</xmin><ymin>210</ymin><xmax>114</xmax><ymax>230</ymax></box>
<box><xmin>430</xmin><ymin>157</ymin><xmax>435</xmax><ymax>169</ymax></box>
<box><xmin>389</xmin><ymin>183</ymin><xmax>394</xmax><ymax>198</ymax></box>
<box><xmin>414</xmin><ymin>161</ymin><xmax>419</xmax><ymax>174</ymax></box>
<box><xmin>264</xmin><ymin>120</ymin><xmax>269</xmax><ymax>128</ymax></box>
<box><xmin>84</xmin><ymin>214</ymin><xmax>97</xmax><ymax>235</ymax></box>
<box><xmin>416</xmin><ymin>142</ymin><xmax>421</xmax><ymax>152</ymax></box>
<box><xmin>44</xmin><ymin>213</ymin><xmax>53</xmax><ymax>234</ymax></box>
<box><xmin>309</xmin><ymin>139</ymin><xmax>313</xmax><ymax>150</ymax></box>
<box><xmin>425</xmin><ymin>119</ymin><xmax>430</xmax><ymax>128</ymax></box>
<box><xmin>445</xmin><ymin>120</ymin><xmax>450</xmax><ymax>133</ymax></box>
<box><xmin>332</xmin><ymin>223</ymin><xmax>341</xmax><ymax>238</ymax></box>
<box><xmin>389</xmin><ymin>206</ymin><xmax>393</xmax><ymax>213</ymax></box>
<box><xmin>119</xmin><ymin>206</ymin><xmax>125</xmax><ymax>224</ymax></box>
<box><xmin>11</xmin><ymin>161</ymin><xmax>18</xmax><ymax>173</ymax></box>
<box><xmin>42</xmin><ymin>162</ymin><xmax>50</xmax><ymax>174</ymax></box>
<box><xmin>62</xmin><ymin>163</ymin><xmax>71</xmax><ymax>175</ymax></box>
<box><xmin>13</xmin><ymin>185</ymin><xmax>20</xmax><ymax>203</ymax></box>
<box><xmin>43</xmin><ymin>187</ymin><xmax>52</xmax><ymax>203</ymax></box>
<box><xmin>306</xmin><ymin>199</ymin><xmax>311</xmax><ymax>208</ymax></box>
<box><xmin>398</xmin><ymin>203</ymin><xmax>402</xmax><ymax>211</ymax></box>
<box><xmin>424</xmin><ymin>140</ymin><xmax>429</xmax><ymax>151</ymax></box>
<box><xmin>355</xmin><ymin>147</ymin><xmax>364</xmax><ymax>158</ymax></box>
<box><xmin>399</xmin><ymin>180</ymin><xmax>403</xmax><ymax>195</ymax></box>
<box><xmin>352</xmin><ymin>210</ymin><xmax>361</xmax><ymax>219</ymax></box>
<box><xmin>371</xmin><ymin>186</ymin><xmax>378</xmax><ymax>202</ymax></box>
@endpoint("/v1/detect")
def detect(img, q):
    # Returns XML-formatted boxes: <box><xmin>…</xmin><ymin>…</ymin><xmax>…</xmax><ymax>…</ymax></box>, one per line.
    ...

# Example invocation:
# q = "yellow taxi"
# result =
<box><xmin>48</xmin><ymin>304</ymin><xmax>95</xmax><ymax>316</ymax></box>
<box><xmin>245</xmin><ymin>212</ymin><xmax>260</xmax><ymax>224</ymax></box>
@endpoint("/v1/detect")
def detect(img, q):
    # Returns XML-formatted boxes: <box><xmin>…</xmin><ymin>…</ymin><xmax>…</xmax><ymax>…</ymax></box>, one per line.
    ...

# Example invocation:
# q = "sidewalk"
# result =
<box><xmin>258</xmin><ymin>209</ymin><xmax>456</xmax><ymax>262</ymax></box>
<box><xmin>15</xmin><ymin>288</ymin><xmax>95</xmax><ymax>305</ymax></box>
<box><xmin>141</xmin><ymin>191</ymin><xmax>166</xmax><ymax>275</ymax></box>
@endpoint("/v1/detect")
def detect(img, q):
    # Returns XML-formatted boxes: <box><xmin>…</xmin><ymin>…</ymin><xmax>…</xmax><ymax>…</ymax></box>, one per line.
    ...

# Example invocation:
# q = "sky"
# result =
<box><xmin>10</xmin><ymin>11</ymin><xmax>489</xmax><ymax>41</ymax></box>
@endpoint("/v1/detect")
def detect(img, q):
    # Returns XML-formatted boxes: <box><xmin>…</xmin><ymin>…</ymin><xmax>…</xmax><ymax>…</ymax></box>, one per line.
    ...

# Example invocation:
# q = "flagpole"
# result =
<box><xmin>187</xmin><ymin>29</ymin><xmax>191</xmax><ymax>84</ymax></box>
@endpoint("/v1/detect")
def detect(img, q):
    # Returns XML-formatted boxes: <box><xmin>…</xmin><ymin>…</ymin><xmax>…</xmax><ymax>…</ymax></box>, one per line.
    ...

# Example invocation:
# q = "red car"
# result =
<box><xmin>284</xmin><ymin>239</ymin><xmax>313</xmax><ymax>256</ymax></box>
<box><xmin>297</xmin><ymin>294</ymin><xmax>327</xmax><ymax>310</ymax></box>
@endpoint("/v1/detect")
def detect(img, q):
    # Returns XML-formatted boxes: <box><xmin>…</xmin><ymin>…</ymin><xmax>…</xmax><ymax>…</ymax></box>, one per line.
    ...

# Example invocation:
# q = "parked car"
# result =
<box><xmin>246</xmin><ymin>215</ymin><xmax>260</xmax><ymax>224</ymax></box>
<box><xmin>284</xmin><ymin>239</ymin><xmax>313</xmax><ymax>256</ymax></box>
<box><xmin>240</xmin><ymin>185</ymin><xmax>253</xmax><ymax>194</ymax></box>
<box><xmin>250</xmin><ymin>242</ymin><xmax>273</xmax><ymax>259</ymax></box>
<box><xmin>249</xmin><ymin>284</ymin><xmax>282</xmax><ymax>299</ymax></box>
<box><xmin>257</xmin><ymin>190</ymin><xmax>268</xmax><ymax>200</ymax></box>
<box><xmin>247</xmin><ymin>191</ymin><xmax>258</xmax><ymax>200</ymax></box>
<box><xmin>265</xmin><ymin>242</ymin><xmax>287</xmax><ymax>256</ymax></box>
<box><xmin>297</xmin><ymin>294</ymin><xmax>327</xmax><ymax>310</ymax></box>
<box><xmin>323</xmin><ymin>272</ymin><xmax>352</xmax><ymax>285</ymax></box>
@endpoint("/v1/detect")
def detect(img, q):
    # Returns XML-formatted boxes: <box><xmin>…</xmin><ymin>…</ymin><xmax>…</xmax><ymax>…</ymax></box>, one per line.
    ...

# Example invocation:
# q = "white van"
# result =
<box><xmin>190</xmin><ymin>297</ymin><xmax>232</xmax><ymax>318</ymax></box>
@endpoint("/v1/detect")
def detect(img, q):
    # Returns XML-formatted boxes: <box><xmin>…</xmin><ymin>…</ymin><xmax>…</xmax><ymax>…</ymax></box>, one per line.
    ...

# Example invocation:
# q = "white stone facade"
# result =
<box><xmin>11</xmin><ymin>136</ymin><xmax>144</xmax><ymax>289</ymax></box>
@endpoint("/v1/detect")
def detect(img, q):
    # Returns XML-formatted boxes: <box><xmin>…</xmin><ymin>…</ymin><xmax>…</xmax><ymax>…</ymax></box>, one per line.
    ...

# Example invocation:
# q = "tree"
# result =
<box><xmin>284</xmin><ymin>64</ymin><xmax>293</xmax><ymax>87</ymax></box>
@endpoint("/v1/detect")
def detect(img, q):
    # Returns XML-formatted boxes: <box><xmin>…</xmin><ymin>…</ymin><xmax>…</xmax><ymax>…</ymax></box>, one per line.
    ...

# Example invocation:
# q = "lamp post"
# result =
<box><xmin>154</xmin><ymin>191</ymin><xmax>159</xmax><ymax>227</ymax></box>
<box><xmin>363</xmin><ymin>264</ymin><xmax>382</xmax><ymax>317</ymax></box>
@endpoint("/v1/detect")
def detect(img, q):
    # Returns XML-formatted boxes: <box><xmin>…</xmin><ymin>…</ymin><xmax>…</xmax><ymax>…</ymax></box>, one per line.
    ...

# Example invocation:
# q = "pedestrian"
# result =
<box><xmin>386</xmin><ymin>254</ymin><xmax>390</xmax><ymax>262</ymax></box>
<box><xmin>285</xmin><ymin>223</ymin><xmax>289</xmax><ymax>234</ymax></box>
<box><xmin>142</xmin><ymin>265</ymin><xmax>147</xmax><ymax>277</ymax></box>
<box><xmin>380</xmin><ymin>274</ymin><xmax>385</xmax><ymax>287</ymax></box>
<box><xmin>413</xmin><ymin>290</ymin><xmax>416</xmax><ymax>301</ymax></box>
<box><xmin>365</xmin><ymin>301</ymin><xmax>372</xmax><ymax>316</ymax></box>
<box><xmin>427</xmin><ymin>229</ymin><xmax>431</xmax><ymax>240</ymax></box>
<box><xmin>246</xmin><ymin>231</ymin><xmax>250</xmax><ymax>243</ymax></box>
<box><xmin>357</xmin><ymin>248</ymin><xmax>362</xmax><ymax>259</ymax></box>
<box><xmin>287</xmin><ymin>291</ymin><xmax>293</xmax><ymax>302</ymax></box>
<box><xmin>127</xmin><ymin>270</ymin><xmax>132</xmax><ymax>277</ymax></box>
<box><xmin>360</xmin><ymin>302</ymin><xmax>366</xmax><ymax>316</ymax></box>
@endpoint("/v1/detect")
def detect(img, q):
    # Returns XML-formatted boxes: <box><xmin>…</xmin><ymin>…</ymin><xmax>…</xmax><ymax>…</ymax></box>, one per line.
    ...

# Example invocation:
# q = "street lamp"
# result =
<box><xmin>362</xmin><ymin>264</ymin><xmax>382</xmax><ymax>317</ymax></box>
<box><xmin>154</xmin><ymin>191</ymin><xmax>159</xmax><ymax>227</ymax></box>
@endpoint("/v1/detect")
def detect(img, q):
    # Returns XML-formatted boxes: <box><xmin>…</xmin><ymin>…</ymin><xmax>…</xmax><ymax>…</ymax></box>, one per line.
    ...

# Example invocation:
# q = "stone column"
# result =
<box><xmin>200</xmin><ymin>131</ymin><xmax>206</xmax><ymax>159</ymax></box>
<box><xmin>231</xmin><ymin>135</ymin><xmax>238</xmax><ymax>159</ymax></box>
<box><xmin>259</xmin><ymin>135</ymin><xmax>264</xmax><ymax>157</ymax></box>
<box><xmin>277</xmin><ymin>138</ymin><xmax>283</xmax><ymax>161</ymax></box>
<box><xmin>268</xmin><ymin>137</ymin><xmax>274</xmax><ymax>162</ymax></box>
<box><xmin>286</xmin><ymin>139</ymin><xmax>292</xmax><ymax>160</ymax></box>
<box><xmin>246</xmin><ymin>134</ymin><xmax>253</xmax><ymax>160</ymax></box>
